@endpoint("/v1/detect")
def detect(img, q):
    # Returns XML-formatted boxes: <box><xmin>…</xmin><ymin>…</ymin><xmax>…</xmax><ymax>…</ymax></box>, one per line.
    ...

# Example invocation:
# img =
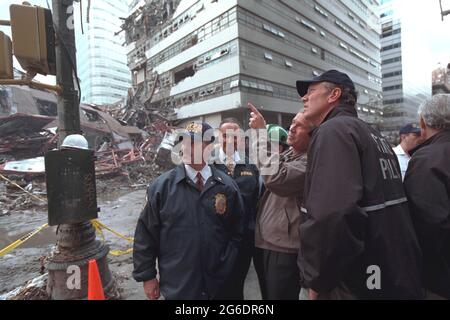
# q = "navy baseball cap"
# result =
<box><xmin>399</xmin><ymin>123</ymin><xmax>421</xmax><ymax>135</ymax></box>
<box><xmin>296</xmin><ymin>70</ymin><xmax>356</xmax><ymax>97</ymax></box>
<box><xmin>179</xmin><ymin>121</ymin><xmax>215</xmax><ymax>142</ymax></box>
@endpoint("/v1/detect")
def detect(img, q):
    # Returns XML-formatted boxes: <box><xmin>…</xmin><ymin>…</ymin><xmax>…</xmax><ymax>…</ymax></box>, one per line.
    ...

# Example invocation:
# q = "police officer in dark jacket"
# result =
<box><xmin>210</xmin><ymin>117</ymin><xmax>266</xmax><ymax>300</ymax></box>
<box><xmin>133</xmin><ymin>122</ymin><xmax>245</xmax><ymax>300</ymax></box>
<box><xmin>296</xmin><ymin>70</ymin><xmax>423</xmax><ymax>299</ymax></box>
<box><xmin>404</xmin><ymin>94</ymin><xmax>450</xmax><ymax>299</ymax></box>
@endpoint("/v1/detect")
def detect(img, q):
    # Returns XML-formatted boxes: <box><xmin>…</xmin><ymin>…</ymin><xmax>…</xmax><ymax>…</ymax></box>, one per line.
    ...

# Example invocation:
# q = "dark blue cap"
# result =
<box><xmin>399</xmin><ymin>123</ymin><xmax>421</xmax><ymax>135</ymax></box>
<box><xmin>180</xmin><ymin>121</ymin><xmax>215</xmax><ymax>142</ymax></box>
<box><xmin>296</xmin><ymin>69</ymin><xmax>356</xmax><ymax>97</ymax></box>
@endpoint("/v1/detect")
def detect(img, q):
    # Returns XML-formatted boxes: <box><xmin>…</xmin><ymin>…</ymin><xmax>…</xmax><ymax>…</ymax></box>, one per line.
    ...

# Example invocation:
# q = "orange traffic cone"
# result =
<box><xmin>88</xmin><ymin>259</ymin><xmax>105</xmax><ymax>300</ymax></box>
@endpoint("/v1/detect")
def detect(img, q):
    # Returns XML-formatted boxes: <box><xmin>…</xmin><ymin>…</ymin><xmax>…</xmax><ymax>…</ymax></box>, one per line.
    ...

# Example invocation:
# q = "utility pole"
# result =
<box><xmin>46</xmin><ymin>0</ymin><xmax>116</xmax><ymax>300</ymax></box>
<box><xmin>53</xmin><ymin>0</ymin><xmax>80</xmax><ymax>143</ymax></box>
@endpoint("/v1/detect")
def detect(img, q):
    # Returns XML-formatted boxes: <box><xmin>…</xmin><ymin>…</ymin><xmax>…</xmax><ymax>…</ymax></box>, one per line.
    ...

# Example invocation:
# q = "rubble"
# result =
<box><xmin>0</xmin><ymin>273</ymin><xmax>48</xmax><ymax>300</ymax></box>
<box><xmin>117</xmin><ymin>0</ymin><xmax>182</xmax><ymax>130</ymax></box>
<box><xmin>0</xmin><ymin>113</ymin><xmax>57</xmax><ymax>164</ymax></box>
<box><xmin>0</xmin><ymin>177</ymin><xmax>47</xmax><ymax>215</ymax></box>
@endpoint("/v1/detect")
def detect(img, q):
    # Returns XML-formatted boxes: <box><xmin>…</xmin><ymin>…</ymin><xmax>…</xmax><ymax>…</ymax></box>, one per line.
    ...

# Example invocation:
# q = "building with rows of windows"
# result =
<box><xmin>124</xmin><ymin>0</ymin><xmax>383</xmax><ymax>129</ymax></box>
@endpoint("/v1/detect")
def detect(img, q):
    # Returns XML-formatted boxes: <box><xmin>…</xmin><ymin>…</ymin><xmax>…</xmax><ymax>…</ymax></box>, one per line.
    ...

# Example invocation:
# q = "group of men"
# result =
<box><xmin>132</xmin><ymin>69</ymin><xmax>450</xmax><ymax>300</ymax></box>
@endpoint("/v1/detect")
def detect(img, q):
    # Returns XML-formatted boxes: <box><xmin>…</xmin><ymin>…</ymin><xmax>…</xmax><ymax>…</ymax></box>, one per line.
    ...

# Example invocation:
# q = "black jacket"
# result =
<box><xmin>210</xmin><ymin>153</ymin><xmax>260</xmax><ymax>231</ymax></box>
<box><xmin>132</xmin><ymin>165</ymin><xmax>245</xmax><ymax>300</ymax></box>
<box><xmin>298</xmin><ymin>104</ymin><xmax>423</xmax><ymax>299</ymax></box>
<box><xmin>404</xmin><ymin>130</ymin><xmax>450</xmax><ymax>298</ymax></box>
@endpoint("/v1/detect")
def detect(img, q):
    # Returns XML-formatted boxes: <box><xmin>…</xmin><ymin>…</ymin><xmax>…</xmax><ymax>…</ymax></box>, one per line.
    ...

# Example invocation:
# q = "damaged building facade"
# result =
<box><xmin>432</xmin><ymin>63</ymin><xmax>450</xmax><ymax>95</ymax></box>
<box><xmin>123</xmin><ymin>0</ymin><xmax>383</xmax><ymax>129</ymax></box>
<box><xmin>0</xmin><ymin>78</ymin><xmax>150</xmax><ymax>175</ymax></box>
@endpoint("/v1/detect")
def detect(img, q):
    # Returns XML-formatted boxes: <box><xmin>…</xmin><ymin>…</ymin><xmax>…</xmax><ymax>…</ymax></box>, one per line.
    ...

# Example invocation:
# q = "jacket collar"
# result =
<box><xmin>409</xmin><ymin>129</ymin><xmax>450</xmax><ymax>156</ymax></box>
<box><xmin>309</xmin><ymin>103</ymin><xmax>358</xmax><ymax>137</ymax></box>
<box><xmin>282</xmin><ymin>148</ymin><xmax>305</xmax><ymax>161</ymax></box>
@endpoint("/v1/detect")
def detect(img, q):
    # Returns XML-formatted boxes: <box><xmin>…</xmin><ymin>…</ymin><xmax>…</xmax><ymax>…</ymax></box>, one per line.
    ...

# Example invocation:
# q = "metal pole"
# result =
<box><xmin>46</xmin><ymin>0</ymin><xmax>116</xmax><ymax>300</ymax></box>
<box><xmin>52</xmin><ymin>0</ymin><xmax>80</xmax><ymax>144</ymax></box>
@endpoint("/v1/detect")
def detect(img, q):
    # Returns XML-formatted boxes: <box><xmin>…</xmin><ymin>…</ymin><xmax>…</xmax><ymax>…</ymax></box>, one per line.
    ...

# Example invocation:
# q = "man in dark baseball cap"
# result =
<box><xmin>296</xmin><ymin>69</ymin><xmax>356</xmax><ymax>98</ymax></box>
<box><xmin>394</xmin><ymin>123</ymin><xmax>423</xmax><ymax>180</ymax></box>
<box><xmin>399</xmin><ymin>123</ymin><xmax>421</xmax><ymax>135</ymax></box>
<box><xmin>296</xmin><ymin>69</ymin><xmax>423</xmax><ymax>299</ymax></box>
<box><xmin>296</xmin><ymin>70</ymin><xmax>358</xmax><ymax>127</ymax></box>
<box><xmin>133</xmin><ymin>117</ymin><xmax>245</xmax><ymax>300</ymax></box>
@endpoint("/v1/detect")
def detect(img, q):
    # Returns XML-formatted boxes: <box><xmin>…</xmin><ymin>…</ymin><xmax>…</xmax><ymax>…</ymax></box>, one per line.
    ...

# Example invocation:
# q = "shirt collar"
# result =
<box><xmin>393</xmin><ymin>144</ymin><xmax>407</xmax><ymax>156</ymax></box>
<box><xmin>218</xmin><ymin>148</ymin><xmax>241</xmax><ymax>164</ymax></box>
<box><xmin>184</xmin><ymin>164</ymin><xmax>212</xmax><ymax>182</ymax></box>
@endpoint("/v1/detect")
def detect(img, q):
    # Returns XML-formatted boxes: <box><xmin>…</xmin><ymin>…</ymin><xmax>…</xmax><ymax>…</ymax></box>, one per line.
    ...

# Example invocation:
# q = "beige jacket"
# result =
<box><xmin>255</xmin><ymin>148</ymin><xmax>307</xmax><ymax>253</ymax></box>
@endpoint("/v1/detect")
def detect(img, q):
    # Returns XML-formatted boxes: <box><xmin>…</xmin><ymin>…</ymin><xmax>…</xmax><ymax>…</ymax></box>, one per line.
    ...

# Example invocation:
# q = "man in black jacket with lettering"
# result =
<box><xmin>296</xmin><ymin>70</ymin><xmax>423</xmax><ymax>299</ymax></box>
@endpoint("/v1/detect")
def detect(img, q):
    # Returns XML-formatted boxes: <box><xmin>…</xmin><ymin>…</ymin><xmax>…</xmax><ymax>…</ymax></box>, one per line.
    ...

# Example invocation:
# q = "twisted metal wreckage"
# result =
<box><xmin>0</xmin><ymin>0</ymin><xmax>196</xmax><ymax>178</ymax></box>
<box><xmin>0</xmin><ymin>87</ymin><xmax>175</xmax><ymax>178</ymax></box>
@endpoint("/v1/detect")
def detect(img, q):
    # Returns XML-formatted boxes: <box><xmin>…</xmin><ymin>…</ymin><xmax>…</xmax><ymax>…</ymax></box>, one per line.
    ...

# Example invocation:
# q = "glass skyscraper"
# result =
<box><xmin>74</xmin><ymin>0</ymin><xmax>131</xmax><ymax>105</ymax></box>
<box><xmin>379</xmin><ymin>0</ymin><xmax>431</xmax><ymax>143</ymax></box>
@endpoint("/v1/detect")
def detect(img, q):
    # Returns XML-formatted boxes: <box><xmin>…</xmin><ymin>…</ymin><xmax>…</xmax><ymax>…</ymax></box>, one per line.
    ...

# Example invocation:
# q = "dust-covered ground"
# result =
<box><xmin>0</xmin><ymin>174</ymin><xmax>148</xmax><ymax>299</ymax></box>
<box><xmin>0</xmin><ymin>172</ymin><xmax>262</xmax><ymax>300</ymax></box>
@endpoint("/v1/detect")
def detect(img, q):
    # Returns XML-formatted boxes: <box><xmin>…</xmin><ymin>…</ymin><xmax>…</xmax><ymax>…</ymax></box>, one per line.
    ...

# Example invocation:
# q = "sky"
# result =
<box><xmin>387</xmin><ymin>0</ymin><xmax>450</xmax><ymax>68</ymax></box>
<box><xmin>1</xmin><ymin>0</ymin><xmax>450</xmax><ymax>84</ymax></box>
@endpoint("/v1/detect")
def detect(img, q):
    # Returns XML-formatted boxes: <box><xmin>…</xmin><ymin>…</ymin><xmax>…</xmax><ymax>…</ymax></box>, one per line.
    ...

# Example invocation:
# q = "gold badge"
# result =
<box><xmin>186</xmin><ymin>122</ymin><xmax>202</xmax><ymax>134</ymax></box>
<box><xmin>240</xmin><ymin>171</ymin><xmax>253</xmax><ymax>176</ymax></box>
<box><xmin>215</xmin><ymin>193</ymin><xmax>227</xmax><ymax>215</ymax></box>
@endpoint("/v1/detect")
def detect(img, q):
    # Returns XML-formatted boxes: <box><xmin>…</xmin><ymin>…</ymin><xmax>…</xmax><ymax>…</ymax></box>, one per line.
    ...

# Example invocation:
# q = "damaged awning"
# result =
<box><xmin>0</xmin><ymin>113</ymin><xmax>55</xmax><ymax>137</ymax></box>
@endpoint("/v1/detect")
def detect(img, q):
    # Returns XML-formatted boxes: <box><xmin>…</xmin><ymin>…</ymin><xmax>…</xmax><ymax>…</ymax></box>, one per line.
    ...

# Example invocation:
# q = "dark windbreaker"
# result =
<box><xmin>298</xmin><ymin>104</ymin><xmax>423</xmax><ymax>299</ymax></box>
<box><xmin>404</xmin><ymin>130</ymin><xmax>450</xmax><ymax>299</ymax></box>
<box><xmin>133</xmin><ymin>165</ymin><xmax>244</xmax><ymax>300</ymax></box>
<box><xmin>210</xmin><ymin>154</ymin><xmax>260</xmax><ymax>231</ymax></box>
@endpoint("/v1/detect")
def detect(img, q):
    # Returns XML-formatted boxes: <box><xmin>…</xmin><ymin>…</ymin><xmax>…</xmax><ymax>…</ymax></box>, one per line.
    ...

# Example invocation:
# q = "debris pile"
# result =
<box><xmin>0</xmin><ymin>274</ymin><xmax>48</xmax><ymax>300</ymax></box>
<box><xmin>0</xmin><ymin>176</ymin><xmax>48</xmax><ymax>215</ymax></box>
<box><xmin>0</xmin><ymin>113</ymin><xmax>57</xmax><ymax>164</ymax></box>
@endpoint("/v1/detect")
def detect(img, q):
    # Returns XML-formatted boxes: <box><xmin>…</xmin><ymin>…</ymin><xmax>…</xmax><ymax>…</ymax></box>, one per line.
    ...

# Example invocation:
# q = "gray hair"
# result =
<box><xmin>418</xmin><ymin>94</ymin><xmax>450</xmax><ymax>130</ymax></box>
<box><xmin>323</xmin><ymin>82</ymin><xmax>358</xmax><ymax>107</ymax></box>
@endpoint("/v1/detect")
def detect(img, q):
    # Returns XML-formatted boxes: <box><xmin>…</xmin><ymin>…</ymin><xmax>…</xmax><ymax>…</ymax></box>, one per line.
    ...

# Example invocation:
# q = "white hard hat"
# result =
<box><xmin>61</xmin><ymin>134</ymin><xmax>89</xmax><ymax>150</ymax></box>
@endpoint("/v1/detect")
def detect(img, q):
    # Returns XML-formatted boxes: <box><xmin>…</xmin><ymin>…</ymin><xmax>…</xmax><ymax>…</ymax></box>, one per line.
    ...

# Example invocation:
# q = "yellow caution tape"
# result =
<box><xmin>109</xmin><ymin>248</ymin><xmax>133</xmax><ymax>257</ymax></box>
<box><xmin>0</xmin><ymin>173</ymin><xmax>47</xmax><ymax>203</ymax></box>
<box><xmin>0</xmin><ymin>223</ymin><xmax>49</xmax><ymax>258</ymax></box>
<box><xmin>91</xmin><ymin>219</ymin><xmax>134</xmax><ymax>243</ymax></box>
<box><xmin>0</xmin><ymin>173</ymin><xmax>134</xmax><ymax>257</ymax></box>
<box><xmin>91</xmin><ymin>219</ymin><xmax>134</xmax><ymax>256</ymax></box>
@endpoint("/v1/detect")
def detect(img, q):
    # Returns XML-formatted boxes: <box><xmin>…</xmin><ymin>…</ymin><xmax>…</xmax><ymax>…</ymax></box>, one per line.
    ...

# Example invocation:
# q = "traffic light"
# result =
<box><xmin>9</xmin><ymin>4</ymin><xmax>56</xmax><ymax>76</ymax></box>
<box><xmin>0</xmin><ymin>31</ymin><xmax>13</xmax><ymax>79</ymax></box>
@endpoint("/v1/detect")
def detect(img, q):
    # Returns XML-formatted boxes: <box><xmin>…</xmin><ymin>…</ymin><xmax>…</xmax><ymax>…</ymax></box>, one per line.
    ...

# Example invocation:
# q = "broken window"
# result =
<box><xmin>83</xmin><ymin>110</ymin><xmax>101</xmax><ymax>122</ymax></box>
<box><xmin>174</xmin><ymin>64</ymin><xmax>196</xmax><ymax>84</ymax></box>
<box><xmin>230</xmin><ymin>80</ymin><xmax>240</xmax><ymax>89</ymax></box>
<box><xmin>35</xmin><ymin>100</ymin><xmax>57</xmax><ymax>116</ymax></box>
